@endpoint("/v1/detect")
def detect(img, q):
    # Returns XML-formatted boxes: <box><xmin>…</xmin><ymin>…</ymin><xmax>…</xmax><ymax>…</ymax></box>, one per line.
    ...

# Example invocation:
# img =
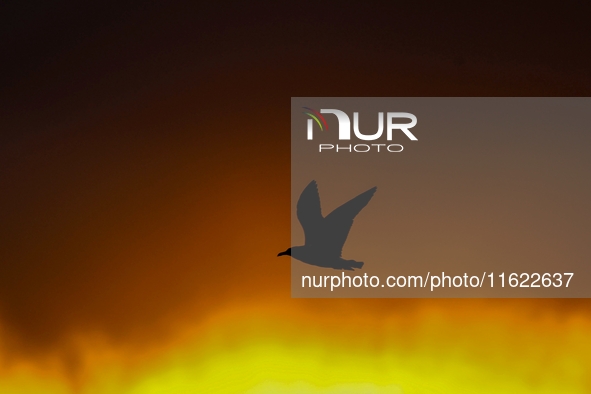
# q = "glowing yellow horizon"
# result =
<box><xmin>1</xmin><ymin>300</ymin><xmax>589</xmax><ymax>394</ymax></box>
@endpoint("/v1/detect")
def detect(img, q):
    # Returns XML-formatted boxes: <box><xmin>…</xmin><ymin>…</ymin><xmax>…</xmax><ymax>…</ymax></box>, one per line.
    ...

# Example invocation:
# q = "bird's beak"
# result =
<box><xmin>277</xmin><ymin>251</ymin><xmax>286</xmax><ymax>257</ymax></box>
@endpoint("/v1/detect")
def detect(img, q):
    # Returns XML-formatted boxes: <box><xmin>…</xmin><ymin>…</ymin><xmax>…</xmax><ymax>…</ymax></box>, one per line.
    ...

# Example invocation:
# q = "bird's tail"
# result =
<box><xmin>340</xmin><ymin>260</ymin><xmax>363</xmax><ymax>270</ymax></box>
<box><xmin>351</xmin><ymin>260</ymin><xmax>364</xmax><ymax>269</ymax></box>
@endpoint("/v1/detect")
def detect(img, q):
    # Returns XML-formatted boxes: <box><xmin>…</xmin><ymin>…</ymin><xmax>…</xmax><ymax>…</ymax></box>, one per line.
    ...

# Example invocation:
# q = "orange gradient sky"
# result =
<box><xmin>1</xmin><ymin>2</ymin><xmax>591</xmax><ymax>393</ymax></box>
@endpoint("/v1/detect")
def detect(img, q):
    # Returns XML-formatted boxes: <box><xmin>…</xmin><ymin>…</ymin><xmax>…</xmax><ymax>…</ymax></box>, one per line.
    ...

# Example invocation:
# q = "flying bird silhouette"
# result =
<box><xmin>278</xmin><ymin>180</ymin><xmax>377</xmax><ymax>270</ymax></box>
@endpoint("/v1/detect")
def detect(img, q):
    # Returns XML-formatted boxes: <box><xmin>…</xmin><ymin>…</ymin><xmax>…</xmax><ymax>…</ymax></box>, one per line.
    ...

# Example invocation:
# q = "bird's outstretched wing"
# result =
<box><xmin>297</xmin><ymin>180</ymin><xmax>324</xmax><ymax>246</ymax></box>
<box><xmin>323</xmin><ymin>186</ymin><xmax>377</xmax><ymax>256</ymax></box>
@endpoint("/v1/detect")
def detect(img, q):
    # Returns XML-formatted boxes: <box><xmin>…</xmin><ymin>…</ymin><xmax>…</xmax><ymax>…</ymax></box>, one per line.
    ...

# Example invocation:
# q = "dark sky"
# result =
<box><xmin>1</xmin><ymin>0</ymin><xmax>590</xmax><ymax>387</ymax></box>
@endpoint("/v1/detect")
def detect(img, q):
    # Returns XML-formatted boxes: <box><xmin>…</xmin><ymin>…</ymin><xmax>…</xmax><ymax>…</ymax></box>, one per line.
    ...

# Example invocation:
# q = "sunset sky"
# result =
<box><xmin>1</xmin><ymin>2</ymin><xmax>591</xmax><ymax>393</ymax></box>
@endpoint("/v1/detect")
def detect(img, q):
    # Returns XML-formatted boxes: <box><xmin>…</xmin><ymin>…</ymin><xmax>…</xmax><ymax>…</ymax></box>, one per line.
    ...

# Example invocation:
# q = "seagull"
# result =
<box><xmin>278</xmin><ymin>180</ymin><xmax>377</xmax><ymax>271</ymax></box>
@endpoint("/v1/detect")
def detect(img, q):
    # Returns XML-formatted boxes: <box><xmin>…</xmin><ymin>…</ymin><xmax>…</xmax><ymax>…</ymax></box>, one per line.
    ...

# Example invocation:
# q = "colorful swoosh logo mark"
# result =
<box><xmin>303</xmin><ymin>107</ymin><xmax>329</xmax><ymax>131</ymax></box>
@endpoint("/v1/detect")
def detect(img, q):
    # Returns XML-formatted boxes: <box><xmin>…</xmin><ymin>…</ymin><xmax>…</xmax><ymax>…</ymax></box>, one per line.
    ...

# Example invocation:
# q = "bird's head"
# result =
<box><xmin>277</xmin><ymin>248</ymin><xmax>291</xmax><ymax>257</ymax></box>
